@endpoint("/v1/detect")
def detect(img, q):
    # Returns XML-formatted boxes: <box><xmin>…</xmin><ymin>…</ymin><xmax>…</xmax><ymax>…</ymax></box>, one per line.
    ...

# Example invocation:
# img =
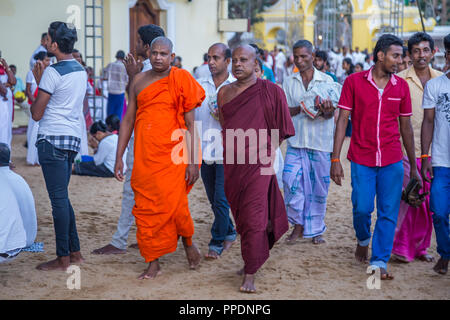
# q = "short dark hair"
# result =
<box><xmin>105</xmin><ymin>115</ymin><xmax>120</xmax><ymax>132</ymax></box>
<box><xmin>90</xmin><ymin>121</ymin><xmax>108</xmax><ymax>135</ymax></box>
<box><xmin>0</xmin><ymin>143</ymin><xmax>10</xmax><ymax>166</ymax></box>
<box><xmin>116</xmin><ymin>50</ymin><xmax>125</xmax><ymax>59</ymax></box>
<box><xmin>175</xmin><ymin>56</ymin><xmax>182</xmax><ymax>62</ymax></box>
<box><xmin>9</xmin><ymin>64</ymin><xmax>16</xmax><ymax>69</ymax></box>
<box><xmin>203</xmin><ymin>53</ymin><xmax>208</xmax><ymax>62</ymax></box>
<box><xmin>41</xmin><ymin>32</ymin><xmax>48</xmax><ymax>40</ymax></box>
<box><xmin>407</xmin><ymin>32</ymin><xmax>434</xmax><ymax>54</ymax></box>
<box><xmin>343</xmin><ymin>57</ymin><xmax>353</xmax><ymax>66</ymax></box>
<box><xmin>293</xmin><ymin>40</ymin><xmax>313</xmax><ymax>53</ymax></box>
<box><xmin>373</xmin><ymin>34</ymin><xmax>403</xmax><ymax>63</ymax></box>
<box><xmin>137</xmin><ymin>24</ymin><xmax>165</xmax><ymax>46</ymax></box>
<box><xmin>48</xmin><ymin>21</ymin><xmax>78</xmax><ymax>54</ymax></box>
<box><xmin>315</xmin><ymin>50</ymin><xmax>328</xmax><ymax>62</ymax></box>
<box><xmin>444</xmin><ymin>33</ymin><xmax>450</xmax><ymax>51</ymax></box>
<box><xmin>402</xmin><ymin>46</ymin><xmax>408</xmax><ymax>58</ymax></box>
<box><xmin>256</xmin><ymin>57</ymin><xmax>264</xmax><ymax>71</ymax></box>
<box><xmin>356</xmin><ymin>62</ymin><xmax>364</xmax><ymax>70</ymax></box>
<box><xmin>34</xmin><ymin>51</ymin><xmax>48</xmax><ymax>61</ymax></box>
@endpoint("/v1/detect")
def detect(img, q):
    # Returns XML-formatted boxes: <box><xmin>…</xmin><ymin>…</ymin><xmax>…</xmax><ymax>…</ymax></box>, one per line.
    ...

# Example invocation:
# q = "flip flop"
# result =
<box><xmin>380</xmin><ymin>268</ymin><xmax>394</xmax><ymax>280</ymax></box>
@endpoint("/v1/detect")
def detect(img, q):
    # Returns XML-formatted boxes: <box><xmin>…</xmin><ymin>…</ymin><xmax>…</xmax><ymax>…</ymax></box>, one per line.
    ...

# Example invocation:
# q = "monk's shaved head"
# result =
<box><xmin>150</xmin><ymin>36</ymin><xmax>173</xmax><ymax>53</ymax></box>
<box><xmin>232</xmin><ymin>45</ymin><xmax>257</xmax><ymax>60</ymax></box>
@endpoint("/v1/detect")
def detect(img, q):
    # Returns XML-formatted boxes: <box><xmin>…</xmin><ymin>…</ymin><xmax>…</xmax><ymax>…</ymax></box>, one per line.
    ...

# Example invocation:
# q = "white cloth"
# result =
<box><xmin>195</xmin><ymin>73</ymin><xmax>235</xmax><ymax>162</ymax></box>
<box><xmin>79</xmin><ymin>108</ymin><xmax>89</xmax><ymax>156</ymax></box>
<box><xmin>264</xmin><ymin>54</ymin><xmax>274</xmax><ymax>69</ymax></box>
<box><xmin>29</xmin><ymin>45</ymin><xmax>47</xmax><ymax>70</ymax></box>
<box><xmin>103</xmin><ymin>60</ymin><xmax>128</xmax><ymax>94</ymax></box>
<box><xmin>0</xmin><ymin>178</ymin><xmax>26</xmax><ymax>262</ymax></box>
<box><xmin>93</xmin><ymin>134</ymin><xmax>124</xmax><ymax>173</ymax></box>
<box><xmin>283</xmin><ymin>68</ymin><xmax>340</xmax><ymax>152</ymax></box>
<box><xmin>26</xmin><ymin>70</ymin><xmax>38</xmax><ymax>95</ymax></box>
<box><xmin>194</xmin><ymin>64</ymin><xmax>211</xmax><ymax>80</ymax></box>
<box><xmin>275</xmin><ymin>51</ymin><xmax>287</xmax><ymax>70</ymax></box>
<box><xmin>363</xmin><ymin>61</ymin><xmax>374</xmax><ymax>71</ymax></box>
<box><xmin>352</xmin><ymin>52</ymin><xmax>365</xmax><ymax>65</ymax></box>
<box><xmin>422</xmin><ymin>74</ymin><xmax>450</xmax><ymax>168</ymax></box>
<box><xmin>38</xmin><ymin>59</ymin><xmax>87</xmax><ymax>138</ymax></box>
<box><xmin>0</xmin><ymin>166</ymin><xmax>37</xmax><ymax>247</ymax></box>
<box><xmin>26</xmin><ymin>118</ymin><xmax>39</xmax><ymax>165</ymax></box>
<box><xmin>142</xmin><ymin>59</ymin><xmax>152</xmax><ymax>72</ymax></box>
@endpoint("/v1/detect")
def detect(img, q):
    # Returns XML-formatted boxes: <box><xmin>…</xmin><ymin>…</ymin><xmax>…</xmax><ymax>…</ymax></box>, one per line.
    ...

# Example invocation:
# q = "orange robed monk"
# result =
<box><xmin>114</xmin><ymin>36</ymin><xmax>205</xmax><ymax>279</ymax></box>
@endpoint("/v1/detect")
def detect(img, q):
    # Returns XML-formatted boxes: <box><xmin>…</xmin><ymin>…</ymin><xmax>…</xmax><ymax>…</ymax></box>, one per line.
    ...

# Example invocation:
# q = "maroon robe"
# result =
<box><xmin>221</xmin><ymin>78</ymin><xmax>295</xmax><ymax>274</ymax></box>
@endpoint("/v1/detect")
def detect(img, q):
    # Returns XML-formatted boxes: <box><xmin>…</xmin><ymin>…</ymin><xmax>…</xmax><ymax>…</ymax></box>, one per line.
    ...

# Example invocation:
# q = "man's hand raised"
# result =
<box><xmin>123</xmin><ymin>53</ymin><xmax>141</xmax><ymax>78</ymax></box>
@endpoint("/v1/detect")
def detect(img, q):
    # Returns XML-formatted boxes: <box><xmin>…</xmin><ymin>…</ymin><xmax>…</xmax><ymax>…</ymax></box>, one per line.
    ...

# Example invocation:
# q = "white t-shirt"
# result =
<box><xmin>194</xmin><ymin>64</ymin><xmax>211</xmax><ymax>80</ymax></box>
<box><xmin>94</xmin><ymin>134</ymin><xmax>125</xmax><ymax>173</ymax></box>
<box><xmin>275</xmin><ymin>52</ymin><xmax>286</xmax><ymax>70</ymax></box>
<box><xmin>195</xmin><ymin>73</ymin><xmax>235</xmax><ymax>162</ymax></box>
<box><xmin>0</xmin><ymin>167</ymin><xmax>37</xmax><ymax>247</ymax></box>
<box><xmin>38</xmin><ymin>59</ymin><xmax>87</xmax><ymax>138</ymax></box>
<box><xmin>26</xmin><ymin>70</ymin><xmax>38</xmax><ymax>96</ymax></box>
<box><xmin>422</xmin><ymin>74</ymin><xmax>450</xmax><ymax>168</ymax></box>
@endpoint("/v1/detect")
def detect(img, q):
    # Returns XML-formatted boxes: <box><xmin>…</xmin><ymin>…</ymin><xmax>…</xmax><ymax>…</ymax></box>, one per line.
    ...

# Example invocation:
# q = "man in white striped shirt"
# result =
<box><xmin>282</xmin><ymin>40</ymin><xmax>341</xmax><ymax>245</ymax></box>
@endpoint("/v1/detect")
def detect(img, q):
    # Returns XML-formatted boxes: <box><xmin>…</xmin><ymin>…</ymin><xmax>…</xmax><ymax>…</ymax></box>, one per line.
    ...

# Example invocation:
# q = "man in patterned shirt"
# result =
<box><xmin>31</xmin><ymin>21</ymin><xmax>87</xmax><ymax>271</ymax></box>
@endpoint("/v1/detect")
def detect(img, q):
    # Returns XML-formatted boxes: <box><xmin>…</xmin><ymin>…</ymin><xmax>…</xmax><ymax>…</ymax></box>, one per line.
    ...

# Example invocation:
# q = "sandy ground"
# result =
<box><xmin>1</xmin><ymin>133</ymin><xmax>449</xmax><ymax>300</ymax></box>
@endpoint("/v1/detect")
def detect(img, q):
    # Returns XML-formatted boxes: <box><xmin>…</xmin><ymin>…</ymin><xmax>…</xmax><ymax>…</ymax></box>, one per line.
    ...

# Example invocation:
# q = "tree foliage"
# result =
<box><xmin>228</xmin><ymin>0</ymin><xmax>278</xmax><ymax>24</ymax></box>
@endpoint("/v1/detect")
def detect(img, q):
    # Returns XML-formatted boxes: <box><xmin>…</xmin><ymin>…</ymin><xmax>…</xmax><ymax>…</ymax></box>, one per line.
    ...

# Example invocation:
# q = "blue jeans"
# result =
<box><xmin>37</xmin><ymin>140</ymin><xmax>80</xmax><ymax>257</ymax></box>
<box><xmin>430</xmin><ymin>167</ymin><xmax>450</xmax><ymax>259</ymax></box>
<box><xmin>351</xmin><ymin>161</ymin><xmax>403</xmax><ymax>270</ymax></box>
<box><xmin>201</xmin><ymin>161</ymin><xmax>236</xmax><ymax>254</ymax></box>
<box><xmin>107</xmin><ymin>93</ymin><xmax>125</xmax><ymax>120</ymax></box>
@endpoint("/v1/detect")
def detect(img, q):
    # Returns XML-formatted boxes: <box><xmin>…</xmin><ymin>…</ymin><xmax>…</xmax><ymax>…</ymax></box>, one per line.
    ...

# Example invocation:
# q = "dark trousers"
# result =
<box><xmin>74</xmin><ymin>161</ymin><xmax>114</xmax><ymax>177</ymax></box>
<box><xmin>37</xmin><ymin>140</ymin><xmax>80</xmax><ymax>257</ymax></box>
<box><xmin>201</xmin><ymin>161</ymin><xmax>236</xmax><ymax>254</ymax></box>
<box><xmin>107</xmin><ymin>93</ymin><xmax>125</xmax><ymax>120</ymax></box>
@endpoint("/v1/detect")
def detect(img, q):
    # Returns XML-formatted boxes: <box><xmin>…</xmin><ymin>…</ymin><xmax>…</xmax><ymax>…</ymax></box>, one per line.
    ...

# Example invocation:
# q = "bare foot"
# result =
<box><xmin>223</xmin><ymin>240</ymin><xmax>235</xmax><ymax>251</ymax></box>
<box><xmin>285</xmin><ymin>225</ymin><xmax>304</xmax><ymax>245</ymax></box>
<box><xmin>138</xmin><ymin>260</ymin><xmax>161</xmax><ymax>280</ymax></box>
<box><xmin>92</xmin><ymin>244</ymin><xmax>126</xmax><ymax>255</ymax></box>
<box><xmin>433</xmin><ymin>258</ymin><xmax>449</xmax><ymax>275</ymax></box>
<box><xmin>36</xmin><ymin>256</ymin><xmax>70</xmax><ymax>271</ymax></box>
<box><xmin>312</xmin><ymin>235</ymin><xmax>326</xmax><ymax>245</ymax></box>
<box><xmin>355</xmin><ymin>244</ymin><xmax>369</xmax><ymax>263</ymax></box>
<box><xmin>183</xmin><ymin>239</ymin><xmax>201</xmax><ymax>269</ymax></box>
<box><xmin>418</xmin><ymin>254</ymin><xmax>435</xmax><ymax>263</ymax></box>
<box><xmin>70</xmin><ymin>251</ymin><xmax>85</xmax><ymax>264</ymax></box>
<box><xmin>380</xmin><ymin>267</ymin><xmax>394</xmax><ymax>280</ymax></box>
<box><xmin>128</xmin><ymin>243</ymin><xmax>139</xmax><ymax>249</ymax></box>
<box><xmin>240</xmin><ymin>273</ymin><xmax>256</xmax><ymax>293</ymax></box>
<box><xmin>204</xmin><ymin>250</ymin><xmax>220</xmax><ymax>260</ymax></box>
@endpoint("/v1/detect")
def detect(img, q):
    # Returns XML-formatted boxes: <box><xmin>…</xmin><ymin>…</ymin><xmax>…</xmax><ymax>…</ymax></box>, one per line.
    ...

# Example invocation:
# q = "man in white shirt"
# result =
<box><xmin>103</xmin><ymin>50</ymin><xmax>128</xmax><ymax>119</ymax></box>
<box><xmin>29</xmin><ymin>33</ymin><xmax>48</xmax><ymax>70</ymax></box>
<box><xmin>275</xmin><ymin>47</ymin><xmax>287</xmax><ymax>84</ymax></box>
<box><xmin>195</xmin><ymin>43</ymin><xmax>237</xmax><ymax>259</ymax></box>
<box><xmin>30</xmin><ymin>21</ymin><xmax>87</xmax><ymax>271</ymax></box>
<box><xmin>0</xmin><ymin>58</ymin><xmax>16</xmax><ymax>149</ymax></box>
<box><xmin>92</xmin><ymin>24</ymin><xmax>165</xmax><ymax>255</ymax></box>
<box><xmin>352</xmin><ymin>46</ymin><xmax>366</xmax><ymax>65</ymax></box>
<box><xmin>421</xmin><ymin>33</ymin><xmax>450</xmax><ymax>275</ymax></box>
<box><xmin>282</xmin><ymin>40</ymin><xmax>341</xmax><ymax>245</ymax></box>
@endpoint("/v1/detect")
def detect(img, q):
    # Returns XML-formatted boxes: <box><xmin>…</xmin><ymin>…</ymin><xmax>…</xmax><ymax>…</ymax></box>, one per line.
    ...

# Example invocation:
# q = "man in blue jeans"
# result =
<box><xmin>330</xmin><ymin>34</ymin><xmax>420</xmax><ymax>280</ymax></box>
<box><xmin>420</xmin><ymin>33</ymin><xmax>450</xmax><ymax>275</ymax></box>
<box><xmin>195</xmin><ymin>43</ymin><xmax>237</xmax><ymax>259</ymax></box>
<box><xmin>31</xmin><ymin>21</ymin><xmax>87</xmax><ymax>271</ymax></box>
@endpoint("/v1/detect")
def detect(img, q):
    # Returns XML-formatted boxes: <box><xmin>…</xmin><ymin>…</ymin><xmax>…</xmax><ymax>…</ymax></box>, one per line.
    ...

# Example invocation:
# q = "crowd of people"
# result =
<box><xmin>0</xmin><ymin>20</ymin><xmax>449</xmax><ymax>295</ymax></box>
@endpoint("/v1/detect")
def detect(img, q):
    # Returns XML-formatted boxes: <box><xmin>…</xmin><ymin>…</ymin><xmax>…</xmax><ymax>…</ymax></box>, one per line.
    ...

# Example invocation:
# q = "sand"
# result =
<box><xmin>1</xmin><ymin>133</ymin><xmax>449</xmax><ymax>300</ymax></box>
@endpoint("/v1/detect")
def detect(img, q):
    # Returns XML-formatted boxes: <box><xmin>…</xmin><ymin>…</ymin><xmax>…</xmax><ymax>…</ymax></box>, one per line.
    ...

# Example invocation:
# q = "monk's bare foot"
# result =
<box><xmin>70</xmin><ymin>251</ymin><xmax>85</xmax><ymax>264</ymax></box>
<box><xmin>433</xmin><ymin>258</ymin><xmax>449</xmax><ymax>275</ymax></box>
<box><xmin>240</xmin><ymin>274</ymin><xmax>256</xmax><ymax>293</ymax></box>
<box><xmin>418</xmin><ymin>254</ymin><xmax>435</xmax><ymax>263</ymax></box>
<box><xmin>312</xmin><ymin>235</ymin><xmax>326</xmax><ymax>245</ymax></box>
<box><xmin>128</xmin><ymin>243</ymin><xmax>139</xmax><ymax>249</ymax></box>
<box><xmin>285</xmin><ymin>225</ymin><xmax>303</xmax><ymax>245</ymax></box>
<box><xmin>237</xmin><ymin>268</ymin><xmax>244</xmax><ymax>276</ymax></box>
<box><xmin>92</xmin><ymin>244</ymin><xmax>126</xmax><ymax>255</ymax></box>
<box><xmin>204</xmin><ymin>250</ymin><xmax>220</xmax><ymax>260</ymax></box>
<box><xmin>355</xmin><ymin>244</ymin><xmax>369</xmax><ymax>263</ymax></box>
<box><xmin>391</xmin><ymin>253</ymin><xmax>409</xmax><ymax>263</ymax></box>
<box><xmin>223</xmin><ymin>240</ymin><xmax>235</xmax><ymax>251</ymax></box>
<box><xmin>36</xmin><ymin>256</ymin><xmax>70</xmax><ymax>271</ymax></box>
<box><xmin>183</xmin><ymin>240</ymin><xmax>201</xmax><ymax>269</ymax></box>
<box><xmin>138</xmin><ymin>260</ymin><xmax>161</xmax><ymax>280</ymax></box>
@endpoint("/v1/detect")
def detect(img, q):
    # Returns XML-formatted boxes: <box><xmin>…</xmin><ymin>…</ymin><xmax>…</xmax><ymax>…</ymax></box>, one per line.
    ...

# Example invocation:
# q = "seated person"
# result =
<box><xmin>73</xmin><ymin>121</ymin><xmax>125</xmax><ymax>177</ymax></box>
<box><xmin>0</xmin><ymin>143</ymin><xmax>36</xmax><ymax>263</ymax></box>
<box><xmin>105</xmin><ymin>114</ymin><xmax>120</xmax><ymax>134</ymax></box>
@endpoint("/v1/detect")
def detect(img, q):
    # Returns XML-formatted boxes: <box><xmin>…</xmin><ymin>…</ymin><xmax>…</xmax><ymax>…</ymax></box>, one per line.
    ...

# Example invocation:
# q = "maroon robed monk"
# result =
<box><xmin>218</xmin><ymin>45</ymin><xmax>295</xmax><ymax>293</ymax></box>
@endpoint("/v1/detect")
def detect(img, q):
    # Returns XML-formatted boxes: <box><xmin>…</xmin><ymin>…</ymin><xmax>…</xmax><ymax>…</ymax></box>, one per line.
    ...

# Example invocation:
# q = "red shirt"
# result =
<box><xmin>338</xmin><ymin>68</ymin><xmax>412</xmax><ymax>167</ymax></box>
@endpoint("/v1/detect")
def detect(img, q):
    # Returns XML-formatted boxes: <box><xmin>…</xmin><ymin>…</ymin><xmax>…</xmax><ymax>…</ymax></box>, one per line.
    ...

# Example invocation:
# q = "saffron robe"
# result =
<box><xmin>131</xmin><ymin>67</ymin><xmax>205</xmax><ymax>262</ymax></box>
<box><xmin>221</xmin><ymin>78</ymin><xmax>295</xmax><ymax>274</ymax></box>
